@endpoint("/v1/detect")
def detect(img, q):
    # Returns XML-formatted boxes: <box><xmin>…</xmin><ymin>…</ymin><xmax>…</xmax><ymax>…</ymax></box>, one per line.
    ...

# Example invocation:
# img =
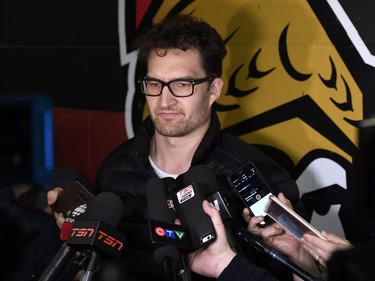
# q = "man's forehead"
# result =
<box><xmin>147</xmin><ymin>48</ymin><xmax>205</xmax><ymax>77</ymax></box>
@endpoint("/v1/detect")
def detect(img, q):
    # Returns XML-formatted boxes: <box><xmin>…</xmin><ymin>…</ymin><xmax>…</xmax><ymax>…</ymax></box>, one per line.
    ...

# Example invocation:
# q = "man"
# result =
<box><xmin>49</xmin><ymin>14</ymin><xmax>306</xmax><ymax>280</ymax></box>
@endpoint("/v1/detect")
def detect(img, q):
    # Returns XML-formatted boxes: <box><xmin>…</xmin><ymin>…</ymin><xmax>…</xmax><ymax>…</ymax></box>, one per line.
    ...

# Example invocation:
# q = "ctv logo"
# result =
<box><xmin>154</xmin><ymin>227</ymin><xmax>186</xmax><ymax>240</ymax></box>
<box><xmin>97</xmin><ymin>230</ymin><xmax>124</xmax><ymax>251</ymax></box>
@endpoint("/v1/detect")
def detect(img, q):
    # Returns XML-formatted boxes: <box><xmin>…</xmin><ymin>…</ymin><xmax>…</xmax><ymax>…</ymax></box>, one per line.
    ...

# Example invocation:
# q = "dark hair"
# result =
<box><xmin>135</xmin><ymin>14</ymin><xmax>227</xmax><ymax>77</ymax></box>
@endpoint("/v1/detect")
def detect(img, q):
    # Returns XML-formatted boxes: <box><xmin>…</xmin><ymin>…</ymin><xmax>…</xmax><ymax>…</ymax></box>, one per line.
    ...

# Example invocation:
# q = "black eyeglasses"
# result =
<box><xmin>138</xmin><ymin>76</ymin><xmax>215</xmax><ymax>97</ymax></box>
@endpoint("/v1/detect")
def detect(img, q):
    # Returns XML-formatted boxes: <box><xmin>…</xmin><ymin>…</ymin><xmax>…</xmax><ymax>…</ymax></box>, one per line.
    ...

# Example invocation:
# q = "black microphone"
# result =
<box><xmin>67</xmin><ymin>192</ymin><xmax>126</xmax><ymax>281</ymax></box>
<box><xmin>30</xmin><ymin>204</ymin><xmax>91</xmax><ymax>281</ymax></box>
<box><xmin>37</xmin><ymin>192</ymin><xmax>125</xmax><ymax>281</ymax></box>
<box><xmin>182</xmin><ymin>165</ymin><xmax>241</xmax><ymax>253</ymax></box>
<box><xmin>183</xmin><ymin>165</ymin><xmax>232</xmax><ymax>220</ymax></box>
<box><xmin>66</xmin><ymin>192</ymin><xmax>125</xmax><ymax>258</ymax></box>
<box><xmin>146</xmin><ymin>177</ymin><xmax>192</xmax><ymax>281</ymax></box>
<box><xmin>36</xmin><ymin>204</ymin><xmax>91</xmax><ymax>281</ymax></box>
<box><xmin>153</xmin><ymin>245</ymin><xmax>179</xmax><ymax>281</ymax></box>
<box><xmin>147</xmin><ymin>177</ymin><xmax>175</xmax><ymax>223</ymax></box>
<box><xmin>34</xmin><ymin>243</ymin><xmax>76</xmax><ymax>281</ymax></box>
<box><xmin>236</xmin><ymin>228</ymin><xmax>321</xmax><ymax>281</ymax></box>
<box><xmin>147</xmin><ymin>178</ymin><xmax>191</xmax><ymax>250</ymax></box>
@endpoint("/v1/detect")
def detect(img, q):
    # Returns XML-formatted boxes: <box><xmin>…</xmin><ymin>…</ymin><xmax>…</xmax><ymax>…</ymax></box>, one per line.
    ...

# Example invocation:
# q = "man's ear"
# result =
<box><xmin>209</xmin><ymin>77</ymin><xmax>223</xmax><ymax>105</ymax></box>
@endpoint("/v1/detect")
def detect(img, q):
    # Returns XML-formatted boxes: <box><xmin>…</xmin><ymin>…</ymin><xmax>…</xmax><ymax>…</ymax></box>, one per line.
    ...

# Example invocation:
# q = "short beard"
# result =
<box><xmin>153</xmin><ymin>118</ymin><xmax>190</xmax><ymax>137</ymax></box>
<box><xmin>153</xmin><ymin>105</ymin><xmax>210</xmax><ymax>137</ymax></box>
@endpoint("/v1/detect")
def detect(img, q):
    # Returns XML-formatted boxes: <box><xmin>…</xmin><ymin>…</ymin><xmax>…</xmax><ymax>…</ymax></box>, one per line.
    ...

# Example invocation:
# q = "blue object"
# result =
<box><xmin>0</xmin><ymin>94</ymin><xmax>55</xmax><ymax>187</ymax></box>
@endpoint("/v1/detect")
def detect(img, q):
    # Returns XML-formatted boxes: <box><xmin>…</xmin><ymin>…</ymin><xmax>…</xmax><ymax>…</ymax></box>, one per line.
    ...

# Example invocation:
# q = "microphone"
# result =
<box><xmin>146</xmin><ymin>177</ymin><xmax>192</xmax><ymax>281</ymax></box>
<box><xmin>182</xmin><ymin>165</ymin><xmax>232</xmax><ymax>221</ymax></box>
<box><xmin>37</xmin><ymin>206</ymin><xmax>92</xmax><ymax>281</ymax></box>
<box><xmin>153</xmin><ymin>245</ymin><xmax>179</xmax><ymax>281</ymax></box>
<box><xmin>147</xmin><ymin>177</ymin><xmax>175</xmax><ymax>223</ymax></box>
<box><xmin>30</xmin><ymin>206</ymin><xmax>89</xmax><ymax>281</ymax></box>
<box><xmin>60</xmin><ymin>203</ymin><xmax>89</xmax><ymax>241</ymax></box>
<box><xmin>66</xmin><ymin>192</ymin><xmax>126</xmax><ymax>258</ymax></box>
<box><xmin>37</xmin><ymin>192</ymin><xmax>125</xmax><ymax>281</ymax></box>
<box><xmin>182</xmin><ymin>165</ymin><xmax>241</xmax><ymax>253</ymax></box>
<box><xmin>67</xmin><ymin>192</ymin><xmax>125</xmax><ymax>281</ymax></box>
<box><xmin>236</xmin><ymin>228</ymin><xmax>321</xmax><ymax>281</ymax></box>
<box><xmin>147</xmin><ymin>178</ymin><xmax>190</xmax><ymax>250</ymax></box>
<box><xmin>35</xmin><ymin>242</ymin><xmax>76</xmax><ymax>281</ymax></box>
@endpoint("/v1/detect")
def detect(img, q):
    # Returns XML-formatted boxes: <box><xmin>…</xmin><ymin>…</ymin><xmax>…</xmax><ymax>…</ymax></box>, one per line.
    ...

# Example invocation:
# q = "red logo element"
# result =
<box><xmin>97</xmin><ymin>230</ymin><xmax>124</xmax><ymax>251</ymax></box>
<box><xmin>70</xmin><ymin>228</ymin><xmax>94</xmax><ymax>237</ymax></box>
<box><xmin>155</xmin><ymin>227</ymin><xmax>166</xmax><ymax>237</ymax></box>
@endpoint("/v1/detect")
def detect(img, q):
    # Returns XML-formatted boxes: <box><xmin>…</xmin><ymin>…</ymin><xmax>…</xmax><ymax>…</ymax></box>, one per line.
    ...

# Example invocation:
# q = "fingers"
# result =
<box><xmin>242</xmin><ymin>207</ymin><xmax>251</xmax><ymax>223</ymax></box>
<box><xmin>315</xmin><ymin>255</ymin><xmax>325</xmax><ymax>267</ymax></box>
<box><xmin>47</xmin><ymin>187</ymin><xmax>64</xmax><ymax>228</ymax></box>
<box><xmin>302</xmin><ymin>233</ymin><xmax>328</xmax><ymax>252</ymax></box>
<box><xmin>202</xmin><ymin>200</ymin><xmax>215</xmax><ymax>218</ymax></box>
<box><xmin>302</xmin><ymin>234</ymin><xmax>332</xmax><ymax>267</ymax></box>
<box><xmin>201</xmin><ymin>200</ymin><xmax>235</xmax><ymax>257</ymax></box>
<box><xmin>321</xmin><ymin>230</ymin><xmax>353</xmax><ymax>247</ymax></box>
<box><xmin>202</xmin><ymin>201</ymin><xmax>223</xmax><ymax>233</ymax></box>
<box><xmin>301</xmin><ymin>242</ymin><xmax>328</xmax><ymax>267</ymax></box>
<box><xmin>54</xmin><ymin>212</ymin><xmax>66</xmax><ymax>229</ymax></box>
<box><xmin>277</xmin><ymin>192</ymin><xmax>293</xmax><ymax>209</ymax></box>
<box><xmin>47</xmin><ymin>187</ymin><xmax>63</xmax><ymax>206</ymax></box>
<box><xmin>247</xmin><ymin>216</ymin><xmax>265</xmax><ymax>235</ymax></box>
<box><xmin>259</xmin><ymin>224</ymin><xmax>284</xmax><ymax>237</ymax></box>
<box><xmin>242</xmin><ymin>207</ymin><xmax>263</xmax><ymax>232</ymax></box>
<box><xmin>248</xmin><ymin>217</ymin><xmax>284</xmax><ymax>241</ymax></box>
<box><xmin>301</xmin><ymin>240</ymin><xmax>319</xmax><ymax>257</ymax></box>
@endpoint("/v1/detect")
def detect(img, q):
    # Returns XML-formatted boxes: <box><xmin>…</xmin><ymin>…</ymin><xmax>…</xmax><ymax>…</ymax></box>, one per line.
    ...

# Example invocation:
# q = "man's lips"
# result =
<box><xmin>156</xmin><ymin>111</ymin><xmax>182</xmax><ymax>118</ymax></box>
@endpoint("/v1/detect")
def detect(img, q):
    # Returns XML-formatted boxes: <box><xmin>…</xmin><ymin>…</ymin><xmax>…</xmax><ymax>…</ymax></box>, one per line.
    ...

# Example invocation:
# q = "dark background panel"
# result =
<box><xmin>0</xmin><ymin>47</ymin><xmax>124</xmax><ymax>111</ymax></box>
<box><xmin>339</xmin><ymin>1</ymin><xmax>375</xmax><ymax>48</ymax></box>
<box><xmin>0</xmin><ymin>0</ymin><xmax>130</xmax><ymax>187</ymax></box>
<box><xmin>0</xmin><ymin>0</ymin><xmax>124</xmax><ymax>112</ymax></box>
<box><xmin>307</xmin><ymin>0</ymin><xmax>375</xmax><ymax>117</ymax></box>
<box><xmin>1</xmin><ymin>0</ymin><xmax>118</xmax><ymax>45</ymax></box>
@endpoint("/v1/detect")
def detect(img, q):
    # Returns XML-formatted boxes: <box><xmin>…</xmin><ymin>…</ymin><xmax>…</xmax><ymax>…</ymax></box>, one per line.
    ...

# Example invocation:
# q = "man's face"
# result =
<box><xmin>146</xmin><ymin>48</ymin><xmax>222</xmax><ymax>137</ymax></box>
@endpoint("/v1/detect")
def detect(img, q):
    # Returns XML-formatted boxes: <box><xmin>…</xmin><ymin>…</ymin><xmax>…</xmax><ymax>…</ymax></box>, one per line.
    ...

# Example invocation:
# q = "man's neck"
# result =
<box><xmin>150</xmin><ymin>130</ymin><xmax>205</xmax><ymax>175</ymax></box>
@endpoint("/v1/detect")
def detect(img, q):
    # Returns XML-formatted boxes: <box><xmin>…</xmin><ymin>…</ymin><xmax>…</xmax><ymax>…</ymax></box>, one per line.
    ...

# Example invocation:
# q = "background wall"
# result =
<box><xmin>0</xmin><ymin>0</ymin><xmax>127</xmax><ymax>184</ymax></box>
<box><xmin>1</xmin><ymin>0</ymin><xmax>375</xmax><ymax>245</ymax></box>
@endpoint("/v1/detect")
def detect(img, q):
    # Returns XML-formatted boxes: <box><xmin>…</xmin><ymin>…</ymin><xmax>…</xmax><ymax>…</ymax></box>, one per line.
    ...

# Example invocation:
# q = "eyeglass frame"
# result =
<box><xmin>137</xmin><ymin>76</ymin><xmax>215</xmax><ymax>97</ymax></box>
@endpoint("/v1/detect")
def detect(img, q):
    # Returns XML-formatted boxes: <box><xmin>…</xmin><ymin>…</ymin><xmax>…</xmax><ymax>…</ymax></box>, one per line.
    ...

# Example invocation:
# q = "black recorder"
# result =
<box><xmin>172</xmin><ymin>182</ymin><xmax>216</xmax><ymax>251</ymax></box>
<box><xmin>51</xmin><ymin>180</ymin><xmax>95</xmax><ymax>216</ymax></box>
<box><xmin>227</xmin><ymin>161</ymin><xmax>273</xmax><ymax>227</ymax></box>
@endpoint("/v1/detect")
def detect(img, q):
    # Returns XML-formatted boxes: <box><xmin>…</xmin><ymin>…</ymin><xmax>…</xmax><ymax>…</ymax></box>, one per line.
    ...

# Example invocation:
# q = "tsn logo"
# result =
<box><xmin>154</xmin><ymin>227</ymin><xmax>186</xmax><ymax>240</ymax></box>
<box><xmin>71</xmin><ymin>227</ymin><xmax>94</xmax><ymax>237</ymax></box>
<box><xmin>97</xmin><ymin>230</ymin><xmax>124</xmax><ymax>251</ymax></box>
<box><xmin>70</xmin><ymin>228</ymin><xmax>124</xmax><ymax>251</ymax></box>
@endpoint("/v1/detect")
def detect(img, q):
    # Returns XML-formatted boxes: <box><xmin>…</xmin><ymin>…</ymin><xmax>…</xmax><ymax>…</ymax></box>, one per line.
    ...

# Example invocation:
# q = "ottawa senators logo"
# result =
<box><xmin>119</xmin><ymin>0</ymin><xmax>375</xmax><ymax>243</ymax></box>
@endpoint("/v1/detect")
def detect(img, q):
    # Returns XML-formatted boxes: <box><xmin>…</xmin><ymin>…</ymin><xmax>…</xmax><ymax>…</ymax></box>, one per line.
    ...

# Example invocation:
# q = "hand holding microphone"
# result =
<box><xmin>146</xmin><ymin>166</ymin><xmax>232</xmax><ymax>280</ymax></box>
<box><xmin>178</xmin><ymin>199</ymin><xmax>293</xmax><ymax>281</ymax></box>
<box><xmin>48</xmin><ymin>180</ymin><xmax>95</xmax><ymax>229</ymax></box>
<box><xmin>188</xmin><ymin>200</ymin><xmax>236</xmax><ymax>279</ymax></box>
<box><xmin>37</xmin><ymin>192</ymin><xmax>125</xmax><ymax>281</ymax></box>
<box><xmin>181</xmin><ymin>165</ymin><xmax>244</xmax><ymax>254</ymax></box>
<box><xmin>181</xmin><ymin>165</ymin><xmax>231</xmax><ymax>221</ymax></box>
<box><xmin>182</xmin><ymin>165</ymin><xmax>322</xmax><ymax>280</ymax></box>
